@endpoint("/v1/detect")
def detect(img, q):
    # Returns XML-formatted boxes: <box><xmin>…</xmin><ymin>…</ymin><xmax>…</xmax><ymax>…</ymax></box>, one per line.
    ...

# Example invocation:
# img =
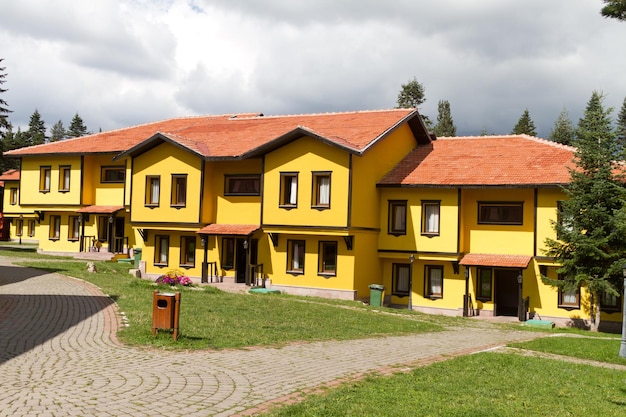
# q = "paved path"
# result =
<box><xmin>0</xmin><ymin>257</ymin><xmax>538</xmax><ymax>416</ymax></box>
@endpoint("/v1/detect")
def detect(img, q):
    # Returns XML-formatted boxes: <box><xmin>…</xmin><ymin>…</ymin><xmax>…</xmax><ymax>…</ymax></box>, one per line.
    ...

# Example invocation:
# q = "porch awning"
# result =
<box><xmin>459</xmin><ymin>253</ymin><xmax>532</xmax><ymax>268</ymax></box>
<box><xmin>76</xmin><ymin>205</ymin><xmax>125</xmax><ymax>214</ymax></box>
<box><xmin>196</xmin><ymin>224</ymin><xmax>260</xmax><ymax>236</ymax></box>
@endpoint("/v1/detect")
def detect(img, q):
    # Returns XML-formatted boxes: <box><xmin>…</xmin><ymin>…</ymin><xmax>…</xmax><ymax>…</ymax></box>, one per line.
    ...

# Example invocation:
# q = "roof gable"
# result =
<box><xmin>379</xmin><ymin>135</ymin><xmax>576</xmax><ymax>187</ymax></box>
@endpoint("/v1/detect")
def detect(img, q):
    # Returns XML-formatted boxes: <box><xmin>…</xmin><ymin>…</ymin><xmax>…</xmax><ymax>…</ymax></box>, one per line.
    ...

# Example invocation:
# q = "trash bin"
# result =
<box><xmin>151</xmin><ymin>290</ymin><xmax>181</xmax><ymax>340</ymax></box>
<box><xmin>368</xmin><ymin>284</ymin><xmax>385</xmax><ymax>307</ymax></box>
<box><xmin>133</xmin><ymin>247</ymin><xmax>142</xmax><ymax>265</ymax></box>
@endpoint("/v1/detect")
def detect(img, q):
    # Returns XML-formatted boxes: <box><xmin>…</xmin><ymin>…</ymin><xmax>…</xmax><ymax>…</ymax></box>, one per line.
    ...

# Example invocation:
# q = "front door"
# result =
<box><xmin>494</xmin><ymin>269</ymin><xmax>520</xmax><ymax>316</ymax></box>
<box><xmin>235</xmin><ymin>239</ymin><xmax>247</xmax><ymax>283</ymax></box>
<box><xmin>114</xmin><ymin>217</ymin><xmax>125</xmax><ymax>253</ymax></box>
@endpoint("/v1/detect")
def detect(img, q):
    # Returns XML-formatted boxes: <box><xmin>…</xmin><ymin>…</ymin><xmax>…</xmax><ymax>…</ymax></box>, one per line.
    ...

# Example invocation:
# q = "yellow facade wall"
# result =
<box><xmin>82</xmin><ymin>154</ymin><xmax>129</xmax><ymax>207</ymax></box>
<box><xmin>19</xmin><ymin>156</ymin><xmax>83</xmax><ymax>206</ymax></box>
<box><xmin>535</xmin><ymin>188</ymin><xmax>566</xmax><ymax>256</ymax></box>
<box><xmin>141</xmin><ymin>228</ymin><xmax>202</xmax><ymax>277</ymax></box>
<box><xmin>131</xmin><ymin>142</ymin><xmax>203</xmax><ymax>224</ymax></box>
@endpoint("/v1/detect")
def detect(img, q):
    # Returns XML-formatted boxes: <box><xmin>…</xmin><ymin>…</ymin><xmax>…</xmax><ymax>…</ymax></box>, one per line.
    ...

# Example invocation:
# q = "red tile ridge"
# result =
<box><xmin>235</xmin><ymin>108</ymin><xmax>414</xmax><ymax>120</ymax></box>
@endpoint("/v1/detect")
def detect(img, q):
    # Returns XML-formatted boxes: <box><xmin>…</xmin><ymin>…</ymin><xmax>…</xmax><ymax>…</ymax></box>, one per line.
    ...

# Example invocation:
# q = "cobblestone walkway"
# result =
<box><xmin>0</xmin><ymin>257</ymin><xmax>538</xmax><ymax>416</ymax></box>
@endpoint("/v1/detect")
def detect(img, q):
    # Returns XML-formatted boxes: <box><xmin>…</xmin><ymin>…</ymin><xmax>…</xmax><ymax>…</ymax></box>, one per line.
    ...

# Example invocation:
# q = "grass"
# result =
<box><xmin>4</xmin><ymin>254</ymin><xmax>443</xmax><ymax>350</ymax></box>
<box><xmin>510</xmin><ymin>336</ymin><xmax>626</xmax><ymax>365</ymax></box>
<box><xmin>263</xmin><ymin>352</ymin><xmax>626</xmax><ymax>416</ymax></box>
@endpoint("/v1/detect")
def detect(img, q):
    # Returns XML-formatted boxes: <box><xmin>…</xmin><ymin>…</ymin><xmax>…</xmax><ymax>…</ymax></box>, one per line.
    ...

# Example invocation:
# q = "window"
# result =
<box><xmin>9</xmin><ymin>188</ymin><xmax>17</xmax><ymax>205</ymax></box>
<box><xmin>318</xmin><ymin>241</ymin><xmax>337</xmax><ymax>276</ymax></box>
<box><xmin>421</xmin><ymin>201</ymin><xmax>440</xmax><ymax>235</ymax></box>
<box><xmin>425</xmin><ymin>265</ymin><xmax>443</xmax><ymax>298</ymax></box>
<box><xmin>287</xmin><ymin>240</ymin><xmax>305</xmax><ymax>274</ymax></box>
<box><xmin>225</xmin><ymin>175</ymin><xmax>261</xmax><ymax>196</ymax></box>
<box><xmin>59</xmin><ymin>166</ymin><xmax>71</xmax><ymax>192</ymax></box>
<box><xmin>279</xmin><ymin>172</ymin><xmax>298</xmax><ymax>208</ymax></box>
<box><xmin>49</xmin><ymin>215</ymin><xmax>61</xmax><ymax>240</ymax></box>
<box><xmin>68</xmin><ymin>216</ymin><xmax>80</xmax><ymax>241</ymax></box>
<box><xmin>478</xmin><ymin>202</ymin><xmax>523</xmax><ymax>225</ymax></box>
<box><xmin>171</xmin><ymin>174</ymin><xmax>187</xmax><ymax>207</ymax></box>
<box><xmin>97</xmin><ymin>216</ymin><xmax>109</xmax><ymax>242</ymax></box>
<box><xmin>312</xmin><ymin>172</ymin><xmax>331</xmax><ymax>209</ymax></box>
<box><xmin>557</xmin><ymin>201</ymin><xmax>573</xmax><ymax>239</ymax></box>
<box><xmin>388</xmin><ymin>200</ymin><xmax>407</xmax><ymax>235</ymax></box>
<box><xmin>39</xmin><ymin>166</ymin><xmax>51</xmax><ymax>193</ymax></box>
<box><xmin>601</xmin><ymin>290</ymin><xmax>620</xmax><ymax>312</ymax></box>
<box><xmin>101</xmin><ymin>166</ymin><xmax>126</xmax><ymax>183</ymax></box>
<box><xmin>154</xmin><ymin>235</ymin><xmax>169</xmax><ymax>266</ymax></box>
<box><xmin>27</xmin><ymin>220</ymin><xmax>35</xmax><ymax>237</ymax></box>
<box><xmin>221</xmin><ymin>237</ymin><xmax>235</xmax><ymax>269</ymax></box>
<box><xmin>15</xmin><ymin>219</ymin><xmax>23</xmax><ymax>236</ymax></box>
<box><xmin>556</xmin><ymin>274</ymin><xmax>580</xmax><ymax>309</ymax></box>
<box><xmin>145</xmin><ymin>176</ymin><xmax>160</xmax><ymax>206</ymax></box>
<box><xmin>392</xmin><ymin>263</ymin><xmax>410</xmax><ymax>296</ymax></box>
<box><xmin>180</xmin><ymin>236</ymin><xmax>196</xmax><ymax>267</ymax></box>
<box><xmin>477</xmin><ymin>268</ymin><xmax>492</xmax><ymax>301</ymax></box>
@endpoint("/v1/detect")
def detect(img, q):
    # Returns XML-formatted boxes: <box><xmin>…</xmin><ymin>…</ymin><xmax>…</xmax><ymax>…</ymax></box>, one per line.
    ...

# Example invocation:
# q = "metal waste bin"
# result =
<box><xmin>151</xmin><ymin>290</ymin><xmax>181</xmax><ymax>340</ymax></box>
<box><xmin>368</xmin><ymin>284</ymin><xmax>385</xmax><ymax>307</ymax></box>
<box><xmin>133</xmin><ymin>247</ymin><xmax>142</xmax><ymax>265</ymax></box>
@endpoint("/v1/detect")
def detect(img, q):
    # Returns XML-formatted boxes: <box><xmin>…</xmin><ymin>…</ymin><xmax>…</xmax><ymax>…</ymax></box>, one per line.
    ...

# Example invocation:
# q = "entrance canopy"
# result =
<box><xmin>196</xmin><ymin>224</ymin><xmax>259</xmax><ymax>236</ymax></box>
<box><xmin>459</xmin><ymin>253</ymin><xmax>532</xmax><ymax>268</ymax></box>
<box><xmin>76</xmin><ymin>205</ymin><xmax>125</xmax><ymax>214</ymax></box>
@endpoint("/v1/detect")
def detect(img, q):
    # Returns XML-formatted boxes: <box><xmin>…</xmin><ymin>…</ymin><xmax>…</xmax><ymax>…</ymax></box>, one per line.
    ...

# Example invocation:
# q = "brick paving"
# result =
<box><xmin>0</xmin><ymin>256</ymin><xmax>539</xmax><ymax>416</ymax></box>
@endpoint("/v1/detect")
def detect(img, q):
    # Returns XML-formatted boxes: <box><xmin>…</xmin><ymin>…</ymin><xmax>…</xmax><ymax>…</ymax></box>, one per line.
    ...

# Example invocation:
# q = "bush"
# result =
<box><xmin>155</xmin><ymin>269</ymin><xmax>193</xmax><ymax>286</ymax></box>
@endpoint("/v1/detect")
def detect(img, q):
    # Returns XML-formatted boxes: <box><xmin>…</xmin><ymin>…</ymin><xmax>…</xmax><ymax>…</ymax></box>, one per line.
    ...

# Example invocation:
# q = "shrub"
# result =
<box><xmin>155</xmin><ymin>269</ymin><xmax>193</xmax><ymax>286</ymax></box>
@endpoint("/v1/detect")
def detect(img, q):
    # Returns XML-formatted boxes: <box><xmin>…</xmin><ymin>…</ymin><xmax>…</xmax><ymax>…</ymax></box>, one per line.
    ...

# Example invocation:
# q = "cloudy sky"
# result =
<box><xmin>1</xmin><ymin>0</ymin><xmax>625</xmax><ymax>138</ymax></box>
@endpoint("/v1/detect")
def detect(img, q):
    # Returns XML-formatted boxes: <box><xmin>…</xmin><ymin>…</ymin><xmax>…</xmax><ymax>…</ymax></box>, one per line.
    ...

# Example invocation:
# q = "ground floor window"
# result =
<box><xmin>68</xmin><ymin>216</ymin><xmax>80</xmax><ymax>241</ymax></box>
<box><xmin>97</xmin><ymin>216</ymin><xmax>109</xmax><ymax>242</ymax></box>
<box><xmin>425</xmin><ymin>265</ymin><xmax>443</xmax><ymax>299</ymax></box>
<box><xmin>221</xmin><ymin>237</ymin><xmax>234</xmax><ymax>270</ymax></box>
<box><xmin>15</xmin><ymin>219</ymin><xmax>23</xmax><ymax>236</ymax></box>
<box><xmin>287</xmin><ymin>240</ymin><xmax>305</xmax><ymax>274</ymax></box>
<box><xmin>49</xmin><ymin>215</ymin><xmax>61</xmax><ymax>240</ymax></box>
<box><xmin>154</xmin><ymin>235</ymin><xmax>169</xmax><ymax>266</ymax></box>
<box><xmin>392</xmin><ymin>263</ymin><xmax>410</xmax><ymax>296</ymax></box>
<box><xmin>601</xmin><ymin>290</ymin><xmax>621</xmax><ymax>312</ymax></box>
<box><xmin>27</xmin><ymin>220</ymin><xmax>35</xmax><ymax>237</ymax></box>
<box><xmin>477</xmin><ymin>268</ymin><xmax>493</xmax><ymax>301</ymax></box>
<box><xmin>180</xmin><ymin>236</ymin><xmax>196</xmax><ymax>267</ymax></box>
<box><xmin>558</xmin><ymin>275</ymin><xmax>580</xmax><ymax>309</ymax></box>
<box><xmin>318</xmin><ymin>241</ymin><xmax>337</xmax><ymax>276</ymax></box>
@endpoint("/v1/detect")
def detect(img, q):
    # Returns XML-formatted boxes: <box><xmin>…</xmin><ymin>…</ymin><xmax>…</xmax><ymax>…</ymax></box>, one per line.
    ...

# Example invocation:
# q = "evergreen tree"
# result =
<box><xmin>0</xmin><ymin>59</ymin><xmax>10</xmax><ymax>135</ymax></box>
<box><xmin>544</xmin><ymin>91</ymin><xmax>626</xmax><ymax>332</ymax></box>
<box><xmin>601</xmin><ymin>0</ymin><xmax>626</xmax><ymax>20</ymax></box>
<box><xmin>433</xmin><ymin>100</ymin><xmax>457</xmax><ymax>137</ymax></box>
<box><xmin>548</xmin><ymin>107</ymin><xmax>576</xmax><ymax>145</ymax></box>
<box><xmin>0</xmin><ymin>123</ymin><xmax>22</xmax><ymax>172</ymax></box>
<box><xmin>67</xmin><ymin>113</ymin><xmax>89</xmax><ymax>138</ymax></box>
<box><xmin>511</xmin><ymin>109</ymin><xmax>537</xmax><ymax>136</ymax></box>
<box><xmin>24</xmin><ymin>109</ymin><xmax>47</xmax><ymax>146</ymax></box>
<box><xmin>617</xmin><ymin>97</ymin><xmax>626</xmax><ymax>151</ymax></box>
<box><xmin>49</xmin><ymin>120</ymin><xmax>67</xmax><ymax>142</ymax></box>
<box><xmin>396</xmin><ymin>77</ymin><xmax>431</xmax><ymax>128</ymax></box>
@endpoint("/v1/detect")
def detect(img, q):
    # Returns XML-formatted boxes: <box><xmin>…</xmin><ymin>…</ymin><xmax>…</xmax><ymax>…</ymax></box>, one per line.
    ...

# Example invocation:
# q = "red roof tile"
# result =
<box><xmin>459</xmin><ymin>253</ymin><xmax>532</xmax><ymax>268</ymax></box>
<box><xmin>196</xmin><ymin>224</ymin><xmax>260</xmax><ymax>236</ymax></box>
<box><xmin>5</xmin><ymin>109</ymin><xmax>421</xmax><ymax>159</ymax></box>
<box><xmin>76</xmin><ymin>205</ymin><xmax>125</xmax><ymax>214</ymax></box>
<box><xmin>379</xmin><ymin>135</ymin><xmax>576</xmax><ymax>187</ymax></box>
<box><xmin>0</xmin><ymin>169</ymin><xmax>20</xmax><ymax>181</ymax></box>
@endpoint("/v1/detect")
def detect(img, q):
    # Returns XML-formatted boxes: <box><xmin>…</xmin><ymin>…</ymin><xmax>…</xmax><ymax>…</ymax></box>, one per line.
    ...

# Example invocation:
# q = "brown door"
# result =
<box><xmin>494</xmin><ymin>269</ymin><xmax>520</xmax><ymax>316</ymax></box>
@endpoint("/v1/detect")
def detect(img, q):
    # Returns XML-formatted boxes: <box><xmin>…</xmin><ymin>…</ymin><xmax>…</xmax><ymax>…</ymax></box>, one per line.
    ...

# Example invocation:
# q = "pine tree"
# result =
<box><xmin>601</xmin><ymin>0</ymin><xmax>626</xmax><ymax>20</ymax></box>
<box><xmin>49</xmin><ymin>120</ymin><xmax>67</xmax><ymax>142</ymax></box>
<box><xmin>549</xmin><ymin>107</ymin><xmax>576</xmax><ymax>145</ymax></box>
<box><xmin>511</xmin><ymin>109</ymin><xmax>537</xmax><ymax>136</ymax></box>
<box><xmin>24</xmin><ymin>109</ymin><xmax>47</xmax><ymax>146</ymax></box>
<box><xmin>433</xmin><ymin>100</ymin><xmax>457</xmax><ymax>137</ymax></box>
<box><xmin>0</xmin><ymin>59</ymin><xmax>10</xmax><ymax>135</ymax></box>
<box><xmin>67</xmin><ymin>113</ymin><xmax>89</xmax><ymax>138</ymax></box>
<box><xmin>617</xmin><ymin>97</ymin><xmax>626</xmax><ymax>152</ymax></box>
<box><xmin>396</xmin><ymin>77</ymin><xmax>431</xmax><ymax>128</ymax></box>
<box><xmin>544</xmin><ymin>91</ymin><xmax>626</xmax><ymax>332</ymax></box>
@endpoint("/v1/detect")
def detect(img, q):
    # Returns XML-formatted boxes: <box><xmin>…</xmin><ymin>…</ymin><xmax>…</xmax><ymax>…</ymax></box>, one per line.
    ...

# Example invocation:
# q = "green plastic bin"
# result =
<box><xmin>368</xmin><ymin>284</ymin><xmax>385</xmax><ymax>307</ymax></box>
<box><xmin>133</xmin><ymin>248</ymin><xmax>142</xmax><ymax>265</ymax></box>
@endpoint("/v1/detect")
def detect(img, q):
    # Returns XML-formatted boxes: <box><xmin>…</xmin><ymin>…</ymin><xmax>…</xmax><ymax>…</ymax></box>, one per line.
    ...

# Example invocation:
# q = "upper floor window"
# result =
<box><xmin>478</xmin><ymin>202</ymin><xmax>523</xmax><ymax>225</ymax></box>
<box><xmin>225</xmin><ymin>175</ymin><xmax>261</xmax><ymax>196</ymax></box>
<box><xmin>68</xmin><ymin>216</ymin><xmax>80</xmax><ymax>241</ymax></box>
<box><xmin>9</xmin><ymin>188</ymin><xmax>17</xmax><ymax>205</ymax></box>
<box><xmin>59</xmin><ymin>166</ymin><xmax>71</xmax><ymax>192</ymax></box>
<box><xmin>318</xmin><ymin>241</ymin><xmax>337</xmax><ymax>276</ymax></box>
<box><xmin>425</xmin><ymin>265</ymin><xmax>443</xmax><ymax>299</ymax></box>
<box><xmin>312</xmin><ymin>172</ymin><xmax>331</xmax><ymax>209</ymax></box>
<box><xmin>154</xmin><ymin>235</ymin><xmax>169</xmax><ymax>266</ymax></box>
<box><xmin>392</xmin><ymin>263</ymin><xmax>410</xmax><ymax>297</ymax></box>
<box><xmin>287</xmin><ymin>239</ymin><xmax>305</xmax><ymax>274</ymax></box>
<box><xmin>180</xmin><ymin>236</ymin><xmax>196</xmax><ymax>267</ymax></box>
<box><xmin>388</xmin><ymin>200</ymin><xmax>407</xmax><ymax>236</ymax></box>
<box><xmin>421</xmin><ymin>201</ymin><xmax>440</xmax><ymax>236</ymax></box>
<box><xmin>476</xmin><ymin>268</ymin><xmax>492</xmax><ymax>301</ymax></box>
<box><xmin>279</xmin><ymin>172</ymin><xmax>298</xmax><ymax>208</ymax></box>
<box><xmin>39</xmin><ymin>166</ymin><xmax>51</xmax><ymax>193</ymax></box>
<box><xmin>49</xmin><ymin>215</ymin><xmax>61</xmax><ymax>240</ymax></box>
<box><xmin>101</xmin><ymin>166</ymin><xmax>125</xmax><ymax>183</ymax></box>
<box><xmin>145</xmin><ymin>176</ymin><xmax>160</xmax><ymax>207</ymax></box>
<box><xmin>171</xmin><ymin>174</ymin><xmax>187</xmax><ymax>208</ymax></box>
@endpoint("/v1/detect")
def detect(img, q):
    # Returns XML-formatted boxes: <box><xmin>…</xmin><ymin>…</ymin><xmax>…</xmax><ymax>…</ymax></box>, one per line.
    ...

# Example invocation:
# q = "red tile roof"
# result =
<box><xmin>196</xmin><ymin>224</ymin><xmax>260</xmax><ymax>236</ymax></box>
<box><xmin>0</xmin><ymin>169</ymin><xmax>20</xmax><ymax>181</ymax></box>
<box><xmin>76</xmin><ymin>205</ymin><xmax>125</xmax><ymax>214</ymax></box>
<box><xmin>459</xmin><ymin>253</ymin><xmax>532</xmax><ymax>268</ymax></box>
<box><xmin>379</xmin><ymin>135</ymin><xmax>576</xmax><ymax>187</ymax></box>
<box><xmin>5</xmin><ymin>109</ymin><xmax>425</xmax><ymax>159</ymax></box>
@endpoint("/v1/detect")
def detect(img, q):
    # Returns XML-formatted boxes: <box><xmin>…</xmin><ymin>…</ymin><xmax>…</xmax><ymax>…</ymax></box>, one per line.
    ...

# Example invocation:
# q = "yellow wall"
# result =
<box><xmin>535</xmin><ymin>188</ymin><xmax>566</xmax><ymax>256</ymax></box>
<box><xmin>1</xmin><ymin>180</ymin><xmax>32</xmax><ymax>216</ymax></box>
<box><xmin>131</xmin><ymin>142</ymin><xmax>203</xmax><ymax>224</ymax></box>
<box><xmin>82</xmin><ymin>154</ymin><xmax>129</xmax><ymax>207</ymax></box>
<box><xmin>263</xmin><ymin>136</ymin><xmax>350</xmax><ymax>228</ymax></box>
<box><xmin>19</xmin><ymin>156</ymin><xmax>83</xmax><ymax>206</ymax></box>
<box><xmin>142</xmin><ymin>228</ymin><xmax>202</xmax><ymax>277</ymax></box>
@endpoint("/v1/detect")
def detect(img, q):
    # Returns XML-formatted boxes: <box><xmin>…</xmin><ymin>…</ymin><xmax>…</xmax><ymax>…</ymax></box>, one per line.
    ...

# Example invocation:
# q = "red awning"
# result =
<box><xmin>76</xmin><ymin>205</ymin><xmax>125</xmax><ymax>214</ymax></box>
<box><xmin>459</xmin><ymin>253</ymin><xmax>532</xmax><ymax>268</ymax></box>
<box><xmin>196</xmin><ymin>224</ymin><xmax>260</xmax><ymax>236</ymax></box>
